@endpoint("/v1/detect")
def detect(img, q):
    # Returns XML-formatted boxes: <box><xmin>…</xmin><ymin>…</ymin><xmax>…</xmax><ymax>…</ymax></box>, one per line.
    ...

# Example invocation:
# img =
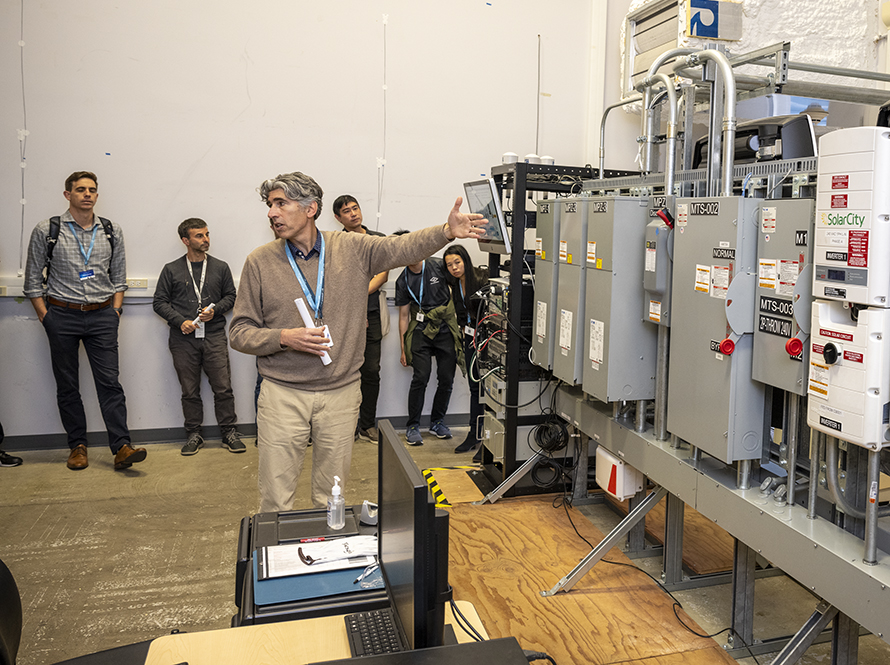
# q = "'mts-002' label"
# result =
<box><xmin>690</xmin><ymin>201</ymin><xmax>720</xmax><ymax>215</ymax></box>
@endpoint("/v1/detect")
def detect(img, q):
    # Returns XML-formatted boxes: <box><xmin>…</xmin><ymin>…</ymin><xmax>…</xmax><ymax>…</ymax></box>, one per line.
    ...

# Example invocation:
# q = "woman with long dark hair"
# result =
<box><xmin>443</xmin><ymin>244</ymin><xmax>488</xmax><ymax>454</ymax></box>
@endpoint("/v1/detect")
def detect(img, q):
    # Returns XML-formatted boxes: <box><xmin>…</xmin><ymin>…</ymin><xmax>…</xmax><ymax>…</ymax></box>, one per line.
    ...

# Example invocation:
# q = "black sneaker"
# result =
<box><xmin>223</xmin><ymin>429</ymin><xmax>246</xmax><ymax>453</ymax></box>
<box><xmin>181</xmin><ymin>433</ymin><xmax>204</xmax><ymax>456</ymax></box>
<box><xmin>0</xmin><ymin>451</ymin><xmax>22</xmax><ymax>467</ymax></box>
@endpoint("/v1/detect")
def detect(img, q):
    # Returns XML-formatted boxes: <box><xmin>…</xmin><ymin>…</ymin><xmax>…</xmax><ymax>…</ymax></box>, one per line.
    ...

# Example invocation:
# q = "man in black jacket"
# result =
<box><xmin>153</xmin><ymin>218</ymin><xmax>243</xmax><ymax>456</ymax></box>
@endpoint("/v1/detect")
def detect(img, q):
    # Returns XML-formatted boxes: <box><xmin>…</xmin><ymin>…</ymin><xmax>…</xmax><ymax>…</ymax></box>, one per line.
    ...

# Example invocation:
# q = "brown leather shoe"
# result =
<box><xmin>67</xmin><ymin>445</ymin><xmax>88</xmax><ymax>470</ymax></box>
<box><xmin>113</xmin><ymin>444</ymin><xmax>147</xmax><ymax>470</ymax></box>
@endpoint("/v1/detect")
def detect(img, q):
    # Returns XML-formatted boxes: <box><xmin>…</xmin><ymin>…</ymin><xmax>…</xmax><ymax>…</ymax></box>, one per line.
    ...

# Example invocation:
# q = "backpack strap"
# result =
<box><xmin>42</xmin><ymin>217</ymin><xmax>62</xmax><ymax>288</ymax></box>
<box><xmin>42</xmin><ymin>216</ymin><xmax>116</xmax><ymax>287</ymax></box>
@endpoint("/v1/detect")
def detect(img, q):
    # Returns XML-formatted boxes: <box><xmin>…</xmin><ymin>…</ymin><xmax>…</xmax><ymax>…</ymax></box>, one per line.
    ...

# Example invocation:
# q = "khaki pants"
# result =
<box><xmin>257</xmin><ymin>379</ymin><xmax>361</xmax><ymax>512</ymax></box>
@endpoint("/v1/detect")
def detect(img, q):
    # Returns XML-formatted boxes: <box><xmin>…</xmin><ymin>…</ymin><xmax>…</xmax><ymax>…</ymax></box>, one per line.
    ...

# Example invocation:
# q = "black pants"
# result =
<box><xmin>168</xmin><ymin>329</ymin><xmax>237</xmax><ymax>435</ymax></box>
<box><xmin>358</xmin><ymin>309</ymin><xmax>383</xmax><ymax>431</ymax></box>
<box><xmin>42</xmin><ymin>304</ymin><xmax>130</xmax><ymax>453</ymax></box>
<box><xmin>407</xmin><ymin>326</ymin><xmax>456</xmax><ymax>428</ymax></box>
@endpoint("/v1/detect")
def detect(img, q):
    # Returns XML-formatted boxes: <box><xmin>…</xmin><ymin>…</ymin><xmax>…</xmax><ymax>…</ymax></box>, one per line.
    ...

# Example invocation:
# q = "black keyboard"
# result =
<box><xmin>345</xmin><ymin>608</ymin><xmax>405</xmax><ymax>657</ymax></box>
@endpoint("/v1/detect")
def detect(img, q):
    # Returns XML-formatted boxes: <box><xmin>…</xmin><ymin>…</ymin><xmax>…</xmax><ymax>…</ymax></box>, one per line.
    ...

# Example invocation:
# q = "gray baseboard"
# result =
<box><xmin>2</xmin><ymin>414</ymin><xmax>470</xmax><ymax>451</ymax></box>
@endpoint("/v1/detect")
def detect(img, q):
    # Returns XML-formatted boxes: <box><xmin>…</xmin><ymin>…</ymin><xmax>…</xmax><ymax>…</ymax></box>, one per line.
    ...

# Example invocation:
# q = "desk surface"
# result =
<box><xmin>145</xmin><ymin>601</ymin><xmax>487</xmax><ymax>665</ymax></box>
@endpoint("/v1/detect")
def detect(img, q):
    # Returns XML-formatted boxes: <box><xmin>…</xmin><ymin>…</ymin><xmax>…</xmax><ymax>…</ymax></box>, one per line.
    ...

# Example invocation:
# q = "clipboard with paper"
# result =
<box><xmin>256</xmin><ymin>535</ymin><xmax>377</xmax><ymax>581</ymax></box>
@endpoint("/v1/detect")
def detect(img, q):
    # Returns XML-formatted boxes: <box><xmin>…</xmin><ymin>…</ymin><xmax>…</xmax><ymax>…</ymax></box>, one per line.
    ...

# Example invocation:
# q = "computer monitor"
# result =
<box><xmin>377</xmin><ymin>420</ymin><xmax>451</xmax><ymax>650</ymax></box>
<box><xmin>463</xmin><ymin>177</ymin><xmax>511</xmax><ymax>255</ymax></box>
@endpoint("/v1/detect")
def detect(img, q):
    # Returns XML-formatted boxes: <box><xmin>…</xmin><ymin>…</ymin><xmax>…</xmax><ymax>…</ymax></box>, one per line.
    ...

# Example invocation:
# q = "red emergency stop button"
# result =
<box><xmin>785</xmin><ymin>338</ymin><xmax>803</xmax><ymax>357</ymax></box>
<box><xmin>719</xmin><ymin>338</ymin><xmax>735</xmax><ymax>355</ymax></box>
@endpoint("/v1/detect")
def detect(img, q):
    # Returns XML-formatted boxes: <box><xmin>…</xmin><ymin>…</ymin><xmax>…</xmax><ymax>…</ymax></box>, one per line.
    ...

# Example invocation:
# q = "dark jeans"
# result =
<box><xmin>407</xmin><ymin>325</ymin><xmax>456</xmax><ymax>428</ymax></box>
<box><xmin>359</xmin><ymin>309</ymin><xmax>383</xmax><ymax>431</ymax></box>
<box><xmin>464</xmin><ymin>334</ymin><xmax>483</xmax><ymax>441</ymax></box>
<box><xmin>42</xmin><ymin>304</ymin><xmax>129</xmax><ymax>453</ymax></box>
<box><xmin>168</xmin><ymin>330</ymin><xmax>237</xmax><ymax>434</ymax></box>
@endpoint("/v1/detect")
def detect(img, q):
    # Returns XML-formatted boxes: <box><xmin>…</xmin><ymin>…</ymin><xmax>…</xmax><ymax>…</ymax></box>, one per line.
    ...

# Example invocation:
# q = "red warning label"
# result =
<box><xmin>832</xmin><ymin>175</ymin><xmax>849</xmax><ymax>189</ymax></box>
<box><xmin>843</xmin><ymin>351</ymin><xmax>863</xmax><ymax>363</ymax></box>
<box><xmin>820</xmin><ymin>329</ymin><xmax>854</xmax><ymax>342</ymax></box>
<box><xmin>831</xmin><ymin>194</ymin><xmax>848</xmax><ymax>209</ymax></box>
<box><xmin>848</xmin><ymin>230</ymin><xmax>868</xmax><ymax>268</ymax></box>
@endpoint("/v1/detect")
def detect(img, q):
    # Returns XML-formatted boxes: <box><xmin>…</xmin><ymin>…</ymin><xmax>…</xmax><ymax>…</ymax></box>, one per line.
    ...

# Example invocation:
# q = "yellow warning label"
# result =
<box><xmin>422</xmin><ymin>469</ymin><xmax>451</xmax><ymax>507</ymax></box>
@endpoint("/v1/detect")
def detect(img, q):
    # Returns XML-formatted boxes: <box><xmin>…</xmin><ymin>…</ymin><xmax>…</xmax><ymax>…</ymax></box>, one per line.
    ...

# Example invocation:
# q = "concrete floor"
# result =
<box><xmin>1</xmin><ymin>428</ymin><xmax>889</xmax><ymax>664</ymax></box>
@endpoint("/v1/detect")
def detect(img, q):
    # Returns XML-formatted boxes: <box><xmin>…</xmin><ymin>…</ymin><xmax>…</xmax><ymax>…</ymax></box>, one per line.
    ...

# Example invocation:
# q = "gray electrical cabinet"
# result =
<box><xmin>751</xmin><ymin>198</ymin><xmax>815</xmax><ymax>395</ymax></box>
<box><xmin>532</xmin><ymin>199</ymin><xmax>561</xmax><ymax>370</ymax></box>
<box><xmin>667</xmin><ymin>197</ymin><xmax>767</xmax><ymax>463</ymax></box>
<box><xmin>643</xmin><ymin>195</ymin><xmax>674</xmax><ymax>327</ymax></box>
<box><xmin>552</xmin><ymin>196</ymin><xmax>591</xmax><ymax>385</ymax></box>
<box><xmin>482</xmin><ymin>412</ymin><xmax>538</xmax><ymax>463</ymax></box>
<box><xmin>582</xmin><ymin>197</ymin><xmax>657</xmax><ymax>403</ymax></box>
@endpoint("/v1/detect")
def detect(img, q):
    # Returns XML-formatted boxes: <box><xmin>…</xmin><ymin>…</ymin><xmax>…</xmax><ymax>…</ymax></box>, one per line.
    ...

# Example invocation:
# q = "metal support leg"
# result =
<box><xmin>626</xmin><ymin>489</ymin><xmax>647</xmax><ymax>553</ymax></box>
<box><xmin>662</xmin><ymin>492</ymin><xmax>685</xmax><ymax>585</ymax></box>
<box><xmin>808</xmin><ymin>430</ymin><xmax>821</xmax><ymax>520</ymax></box>
<box><xmin>770</xmin><ymin>602</ymin><xmax>838</xmax><ymax>665</ymax></box>
<box><xmin>729</xmin><ymin>539</ymin><xmax>756</xmax><ymax>649</ymax></box>
<box><xmin>473</xmin><ymin>451</ymin><xmax>546</xmax><ymax>506</ymax></box>
<box><xmin>831</xmin><ymin>612</ymin><xmax>859</xmax><ymax>664</ymax></box>
<box><xmin>737</xmin><ymin>459</ymin><xmax>753</xmax><ymax>490</ymax></box>
<box><xmin>541</xmin><ymin>486</ymin><xmax>669</xmax><ymax>596</ymax></box>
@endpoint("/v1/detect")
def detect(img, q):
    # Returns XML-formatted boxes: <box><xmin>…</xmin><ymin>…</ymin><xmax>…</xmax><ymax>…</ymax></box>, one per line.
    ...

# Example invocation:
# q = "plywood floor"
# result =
<box><xmin>606</xmin><ymin>494</ymin><xmax>735</xmax><ymax>575</ymax></box>
<box><xmin>445</xmin><ymin>495</ymin><xmax>736</xmax><ymax>665</ymax></box>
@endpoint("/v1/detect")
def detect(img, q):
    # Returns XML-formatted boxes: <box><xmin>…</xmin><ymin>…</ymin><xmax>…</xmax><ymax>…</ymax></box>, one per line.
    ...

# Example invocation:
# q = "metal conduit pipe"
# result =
<box><xmin>674</xmin><ymin>50</ymin><xmax>738</xmax><ymax>197</ymax></box>
<box><xmin>824</xmin><ymin>437</ymin><xmax>890</xmax><ymax>520</ymax></box>
<box><xmin>638</xmin><ymin>48</ymin><xmax>696</xmax><ymax>176</ymax></box>
<box><xmin>599</xmin><ymin>96</ymin><xmax>642</xmax><ymax>176</ymax></box>
<box><xmin>864</xmin><ymin>448</ymin><xmax>881</xmax><ymax>565</ymax></box>
<box><xmin>807</xmin><ymin>430</ymin><xmax>821</xmax><ymax>520</ymax></box>
<box><xmin>636</xmin><ymin>72</ymin><xmax>679</xmax><ymax>194</ymax></box>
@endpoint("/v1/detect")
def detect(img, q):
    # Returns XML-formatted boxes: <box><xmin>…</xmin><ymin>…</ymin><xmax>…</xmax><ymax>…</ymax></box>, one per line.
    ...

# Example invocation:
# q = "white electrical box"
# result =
<box><xmin>806</xmin><ymin>300</ymin><xmax>890</xmax><ymax>449</ymax></box>
<box><xmin>595</xmin><ymin>447</ymin><xmax>644</xmax><ymax>501</ymax></box>
<box><xmin>814</xmin><ymin>127</ymin><xmax>890</xmax><ymax>306</ymax></box>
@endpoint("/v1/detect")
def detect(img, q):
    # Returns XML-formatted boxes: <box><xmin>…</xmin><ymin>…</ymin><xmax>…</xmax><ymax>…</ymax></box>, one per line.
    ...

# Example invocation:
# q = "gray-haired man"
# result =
<box><xmin>229</xmin><ymin>171</ymin><xmax>484</xmax><ymax>512</ymax></box>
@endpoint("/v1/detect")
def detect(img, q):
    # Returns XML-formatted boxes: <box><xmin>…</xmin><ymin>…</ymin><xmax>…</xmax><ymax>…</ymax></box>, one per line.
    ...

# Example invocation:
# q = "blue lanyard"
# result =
<box><xmin>406</xmin><ymin>261</ymin><xmax>425</xmax><ymax>310</ymax></box>
<box><xmin>459</xmin><ymin>281</ymin><xmax>470</xmax><ymax>325</ymax></box>
<box><xmin>67</xmin><ymin>222</ymin><xmax>100</xmax><ymax>267</ymax></box>
<box><xmin>285</xmin><ymin>234</ymin><xmax>326</xmax><ymax>323</ymax></box>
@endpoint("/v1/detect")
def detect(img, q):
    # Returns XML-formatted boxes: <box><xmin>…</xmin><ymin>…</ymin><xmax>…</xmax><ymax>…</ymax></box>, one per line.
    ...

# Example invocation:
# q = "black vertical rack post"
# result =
<box><xmin>479</xmin><ymin>162</ymin><xmax>596</xmax><ymax>493</ymax></box>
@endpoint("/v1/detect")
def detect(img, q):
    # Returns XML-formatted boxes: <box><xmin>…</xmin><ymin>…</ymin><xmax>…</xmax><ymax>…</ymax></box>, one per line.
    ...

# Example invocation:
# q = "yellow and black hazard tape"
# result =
<box><xmin>421</xmin><ymin>466</ymin><xmax>476</xmax><ymax>507</ymax></box>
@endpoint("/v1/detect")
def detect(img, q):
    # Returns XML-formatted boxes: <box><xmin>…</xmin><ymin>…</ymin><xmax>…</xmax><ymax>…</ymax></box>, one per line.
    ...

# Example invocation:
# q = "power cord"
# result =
<box><xmin>557</xmin><ymin>500</ymin><xmax>763</xmax><ymax>665</ymax></box>
<box><xmin>523</xmin><ymin>650</ymin><xmax>558</xmax><ymax>664</ymax></box>
<box><xmin>448</xmin><ymin>598</ymin><xmax>485</xmax><ymax>642</ymax></box>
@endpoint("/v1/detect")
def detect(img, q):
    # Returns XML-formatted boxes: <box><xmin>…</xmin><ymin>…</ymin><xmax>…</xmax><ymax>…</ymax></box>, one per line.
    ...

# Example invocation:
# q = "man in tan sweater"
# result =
<box><xmin>230</xmin><ymin>171</ymin><xmax>484</xmax><ymax>512</ymax></box>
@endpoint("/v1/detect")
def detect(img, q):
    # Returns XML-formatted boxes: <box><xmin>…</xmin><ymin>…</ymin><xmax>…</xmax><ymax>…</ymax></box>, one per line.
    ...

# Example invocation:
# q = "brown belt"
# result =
<box><xmin>47</xmin><ymin>297</ymin><xmax>112</xmax><ymax>312</ymax></box>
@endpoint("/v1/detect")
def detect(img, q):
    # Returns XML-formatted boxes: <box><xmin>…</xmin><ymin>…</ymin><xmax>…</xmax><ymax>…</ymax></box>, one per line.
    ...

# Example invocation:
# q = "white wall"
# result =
<box><xmin>0</xmin><ymin>1</ymin><xmax>632</xmax><ymax>440</ymax></box>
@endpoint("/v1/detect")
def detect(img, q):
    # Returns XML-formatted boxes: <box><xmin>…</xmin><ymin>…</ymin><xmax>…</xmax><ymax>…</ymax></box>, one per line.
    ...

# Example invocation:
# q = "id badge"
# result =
<box><xmin>195</xmin><ymin>320</ymin><xmax>205</xmax><ymax>339</ymax></box>
<box><xmin>464</xmin><ymin>325</ymin><xmax>475</xmax><ymax>337</ymax></box>
<box><xmin>416</xmin><ymin>312</ymin><xmax>425</xmax><ymax>323</ymax></box>
<box><xmin>79</xmin><ymin>269</ymin><xmax>95</xmax><ymax>281</ymax></box>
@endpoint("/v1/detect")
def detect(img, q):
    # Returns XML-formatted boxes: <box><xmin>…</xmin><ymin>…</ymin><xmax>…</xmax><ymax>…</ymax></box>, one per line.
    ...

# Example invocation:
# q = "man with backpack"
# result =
<box><xmin>23</xmin><ymin>171</ymin><xmax>147</xmax><ymax>471</ymax></box>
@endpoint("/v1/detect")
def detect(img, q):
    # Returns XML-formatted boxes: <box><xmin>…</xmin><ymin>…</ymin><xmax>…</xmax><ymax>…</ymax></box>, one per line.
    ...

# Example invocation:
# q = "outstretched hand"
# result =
<box><xmin>445</xmin><ymin>197</ymin><xmax>486</xmax><ymax>240</ymax></box>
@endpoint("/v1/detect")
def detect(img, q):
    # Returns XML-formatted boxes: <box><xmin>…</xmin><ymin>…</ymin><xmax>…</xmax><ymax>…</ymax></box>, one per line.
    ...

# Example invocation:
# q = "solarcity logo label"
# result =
<box><xmin>821</xmin><ymin>211</ymin><xmax>866</xmax><ymax>227</ymax></box>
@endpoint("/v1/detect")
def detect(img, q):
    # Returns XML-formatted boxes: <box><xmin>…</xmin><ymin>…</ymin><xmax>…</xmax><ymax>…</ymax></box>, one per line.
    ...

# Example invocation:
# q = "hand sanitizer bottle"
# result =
<box><xmin>327</xmin><ymin>475</ymin><xmax>345</xmax><ymax>530</ymax></box>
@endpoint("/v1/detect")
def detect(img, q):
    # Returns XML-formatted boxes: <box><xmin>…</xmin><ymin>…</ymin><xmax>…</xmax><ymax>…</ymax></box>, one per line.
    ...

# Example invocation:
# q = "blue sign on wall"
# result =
<box><xmin>689</xmin><ymin>0</ymin><xmax>720</xmax><ymax>38</ymax></box>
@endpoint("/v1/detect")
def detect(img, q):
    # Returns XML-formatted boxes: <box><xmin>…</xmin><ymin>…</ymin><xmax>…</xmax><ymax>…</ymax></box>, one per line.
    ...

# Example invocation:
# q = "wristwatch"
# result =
<box><xmin>113</xmin><ymin>307</ymin><xmax>123</xmax><ymax>315</ymax></box>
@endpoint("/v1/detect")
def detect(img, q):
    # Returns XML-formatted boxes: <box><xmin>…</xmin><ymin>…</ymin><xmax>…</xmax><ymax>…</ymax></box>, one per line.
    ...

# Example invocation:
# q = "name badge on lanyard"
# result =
<box><xmin>286</xmin><ymin>235</ymin><xmax>326</xmax><ymax>326</ymax></box>
<box><xmin>407</xmin><ymin>261</ymin><xmax>426</xmax><ymax>323</ymax></box>
<box><xmin>187</xmin><ymin>257</ymin><xmax>208</xmax><ymax>338</ymax></box>
<box><xmin>70</xmin><ymin>222</ymin><xmax>100</xmax><ymax>281</ymax></box>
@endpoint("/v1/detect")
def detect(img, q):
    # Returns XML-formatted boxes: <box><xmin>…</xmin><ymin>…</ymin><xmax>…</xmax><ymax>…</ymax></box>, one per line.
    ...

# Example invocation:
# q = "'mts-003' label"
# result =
<box><xmin>690</xmin><ymin>201</ymin><xmax>720</xmax><ymax>215</ymax></box>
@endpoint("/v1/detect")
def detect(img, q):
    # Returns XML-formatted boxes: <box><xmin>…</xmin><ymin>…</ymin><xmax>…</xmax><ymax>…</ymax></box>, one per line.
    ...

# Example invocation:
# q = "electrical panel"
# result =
<box><xmin>813</xmin><ymin>127</ymin><xmax>890</xmax><ymax>306</ymax></box>
<box><xmin>532</xmin><ymin>199</ymin><xmax>561</xmax><ymax>370</ymax></box>
<box><xmin>643</xmin><ymin>195</ymin><xmax>675</xmax><ymax>327</ymax></box>
<box><xmin>667</xmin><ymin>197</ymin><xmax>766</xmax><ymax>463</ymax></box>
<box><xmin>552</xmin><ymin>196</ymin><xmax>593</xmax><ymax>385</ymax></box>
<box><xmin>752</xmin><ymin>198</ymin><xmax>815</xmax><ymax>395</ymax></box>
<box><xmin>482</xmin><ymin>373</ymin><xmax>555</xmax><ymax>420</ymax></box>
<box><xmin>806</xmin><ymin>302</ymin><xmax>890</xmax><ymax>448</ymax></box>
<box><xmin>478</xmin><ymin>276</ymin><xmax>541</xmax><ymax>381</ymax></box>
<box><xmin>582</xmin><ymin>197</ymin><xmax>657</xmax><ymax>402</ymax></box>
